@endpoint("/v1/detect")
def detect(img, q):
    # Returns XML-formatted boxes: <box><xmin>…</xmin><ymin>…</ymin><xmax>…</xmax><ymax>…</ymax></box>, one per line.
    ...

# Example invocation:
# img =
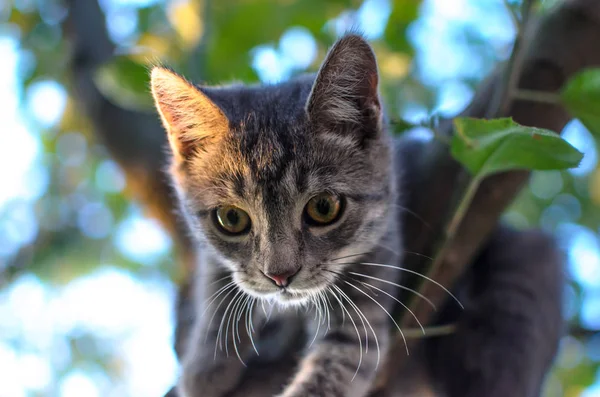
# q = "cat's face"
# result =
<box><xmin>151</xmin><ymin>35</ymin><xmax>394</xmax><ymax>306</ymax></box>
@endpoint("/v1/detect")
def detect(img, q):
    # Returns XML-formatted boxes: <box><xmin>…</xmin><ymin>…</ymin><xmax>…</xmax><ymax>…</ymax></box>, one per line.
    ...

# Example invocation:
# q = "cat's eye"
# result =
<box><xmin>304</xmin><ymin>193</ymin><xmax>343</xmax><ymax>226</ymax></box>
<box><xmin>213</xmin><ymin>205</ymin><xmax>251</xmax><ymax>235</ymax></box>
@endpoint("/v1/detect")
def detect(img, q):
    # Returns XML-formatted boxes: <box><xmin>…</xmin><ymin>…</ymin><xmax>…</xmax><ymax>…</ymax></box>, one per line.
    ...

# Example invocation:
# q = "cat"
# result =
<box><xmin>150</xmin><ymin>34</ymin><xmax>564</xmax><ymax>397</ymax></box>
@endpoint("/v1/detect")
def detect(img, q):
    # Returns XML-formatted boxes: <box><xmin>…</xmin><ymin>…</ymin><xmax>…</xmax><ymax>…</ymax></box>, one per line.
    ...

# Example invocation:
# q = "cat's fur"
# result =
<box><xmin>151</xmin><ymin>34</ymin><xmax>564</xmax><ymax>397</ymax></box>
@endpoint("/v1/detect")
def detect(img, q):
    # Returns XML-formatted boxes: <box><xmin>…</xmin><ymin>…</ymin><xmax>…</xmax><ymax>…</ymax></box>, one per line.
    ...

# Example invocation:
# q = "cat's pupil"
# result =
<box><xmin>226</xmin><ymin>209</ymin><xmax>239</xmax><ymax>225</ymax></box>
<box><xmin>317</xmin><ymin>199</ymin><xmax>330</xmax><ymax>215</ymax></box>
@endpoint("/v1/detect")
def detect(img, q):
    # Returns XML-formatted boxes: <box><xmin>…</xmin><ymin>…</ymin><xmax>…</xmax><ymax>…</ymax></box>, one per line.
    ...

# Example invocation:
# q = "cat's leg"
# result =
<box><xmin>278</xmin><ymin>269</ymin><xmax>397</xmax><ymax>397</ymax></box>
<box><xmin>178</xmin><ymin>270</ymin><xmax>263</xmax><ymax>397</ymax></box>
<box><xmin>425</xmin><ymin>226</ymin><xmax>565</xmax><ymax>397</ymax></box>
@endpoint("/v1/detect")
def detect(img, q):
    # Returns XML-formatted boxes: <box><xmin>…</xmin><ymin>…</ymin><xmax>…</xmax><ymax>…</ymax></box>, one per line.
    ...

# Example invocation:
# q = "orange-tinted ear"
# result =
<box><xmin>150</xmin><ymin>67</ymin><xmax>229</xmax><ymax>161</ymax></box>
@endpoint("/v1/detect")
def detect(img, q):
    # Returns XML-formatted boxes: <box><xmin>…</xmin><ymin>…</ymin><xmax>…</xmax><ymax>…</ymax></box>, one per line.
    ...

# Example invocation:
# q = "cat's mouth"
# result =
<box><xmin>234</xmin><ymin>270</ymin><xmax>335</xmax><ymax>306</ymax></box>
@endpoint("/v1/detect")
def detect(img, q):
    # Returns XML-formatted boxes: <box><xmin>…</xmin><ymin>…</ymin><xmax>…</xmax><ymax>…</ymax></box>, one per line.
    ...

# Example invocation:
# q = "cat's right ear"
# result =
<box><xmin>150</xmin><ymin>67</ymin><xmax>229</xmax><ymax>162</ymax></box>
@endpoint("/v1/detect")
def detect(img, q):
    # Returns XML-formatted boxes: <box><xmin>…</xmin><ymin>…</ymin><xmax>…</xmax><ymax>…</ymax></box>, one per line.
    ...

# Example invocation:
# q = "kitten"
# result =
<box><xmin>151</xmin><ymin>34</ymin><xmax>563</xmax><ymax>397</ymax></box>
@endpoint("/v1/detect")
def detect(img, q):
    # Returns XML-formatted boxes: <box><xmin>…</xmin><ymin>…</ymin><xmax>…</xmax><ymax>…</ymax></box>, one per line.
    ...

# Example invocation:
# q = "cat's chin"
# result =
<box><xmin>275</xmin><ymin>290</ymin><xmax>312</xmax><ymax>305</ymax></box>
<box><xmin>238</xmin><ymin>284</ymin><xmax>322</xmax><ymax>307</ymax></box>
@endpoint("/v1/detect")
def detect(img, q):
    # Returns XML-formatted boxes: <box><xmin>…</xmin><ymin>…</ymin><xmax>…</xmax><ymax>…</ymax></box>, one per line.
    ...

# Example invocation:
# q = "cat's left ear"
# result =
<box><xmin>306</xmin><ymin>34</ymin><xmax>381</xmax><ymax>137</ymax></box>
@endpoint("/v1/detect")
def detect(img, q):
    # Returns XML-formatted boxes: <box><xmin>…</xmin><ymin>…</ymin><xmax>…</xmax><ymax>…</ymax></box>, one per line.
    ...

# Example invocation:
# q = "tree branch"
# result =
<box><xmin>62</xmin><ymin>0</ymin><xmax>195</xmax><ymax>280</ymax></box>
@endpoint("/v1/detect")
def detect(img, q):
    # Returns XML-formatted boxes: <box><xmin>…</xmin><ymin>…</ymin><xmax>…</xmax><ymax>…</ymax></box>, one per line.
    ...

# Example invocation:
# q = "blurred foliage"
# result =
<box><xmin>0</xmin><ymin>0</ymin><xmax>599</xmax><ymax>396</ymax></box>
<box><xmin>562</xmin><ymin>69</ymin><xmax>600</xmax><ymax>137</ymax></box>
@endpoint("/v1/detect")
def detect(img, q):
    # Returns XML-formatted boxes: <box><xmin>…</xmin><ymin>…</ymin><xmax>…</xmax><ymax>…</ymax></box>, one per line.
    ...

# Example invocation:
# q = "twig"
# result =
<box><xmin>504</xmin><ymin>0</ymin><xmax>521</xmax><ymax>30</ymax></box>
<box><xmin>489</xmin><ymin>0</ymin><xmax>537</xmax><ymax>117</ymax></box>
<box><xmin>403</xmin><ymin>323</ymin><xmax>458</xmax><ymax>339</ymax></box>
<box><xmin>444</xmin><ymin>175</ymin><xmax>483</xmax><ymax>238</ymax></box>
<box><xmin>513</xmin><ymin>89</ymin><xmax>562</xmax><ymax>104</ymax></box>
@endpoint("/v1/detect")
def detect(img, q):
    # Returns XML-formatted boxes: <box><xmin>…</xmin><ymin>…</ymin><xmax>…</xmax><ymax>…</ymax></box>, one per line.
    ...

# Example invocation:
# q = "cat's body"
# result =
<box><xmin>151</xmin><ymin>34</ymin><xmax>564</xmax><ymax>397</ymax></box>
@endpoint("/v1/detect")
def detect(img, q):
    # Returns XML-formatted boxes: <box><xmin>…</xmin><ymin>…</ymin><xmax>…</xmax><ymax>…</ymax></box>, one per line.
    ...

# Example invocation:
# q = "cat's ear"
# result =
<box><xmin>306</xmin><ymin>34</ymin><xmax>381</xmax><ymax>135</ymax></box>
<box><xmin>150</xmin><ymin>67</ymin><xmax>229</xmax><ymax>161</ymax></box>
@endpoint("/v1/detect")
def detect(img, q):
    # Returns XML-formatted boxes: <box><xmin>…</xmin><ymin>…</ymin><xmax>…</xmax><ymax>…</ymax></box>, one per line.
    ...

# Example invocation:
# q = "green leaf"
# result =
<box><xmin>93</xmin><ymin>54</ymin><xmax>154</xmax><ymax>111</ymax></box>
<box><xmin>561</xmin><ymin>68</ymin><xmax>600</xmax><ymax>135</ymax></box>
<box><xmin>451</xmin><ymin>117</ymin><xmax>583</xmax><ymax>178</ymax></box>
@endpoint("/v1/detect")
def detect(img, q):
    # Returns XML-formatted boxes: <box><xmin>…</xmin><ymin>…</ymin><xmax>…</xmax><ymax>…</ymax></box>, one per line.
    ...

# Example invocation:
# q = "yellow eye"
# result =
<box><xmin>214</xmin><ymin>206</ymin><xmax>251</xmax><ymax>235</ymax></box>
<box><xmin>305</xmin><ymin>193</ymin><xmax>343</xmax><ymax>226</ymax></box>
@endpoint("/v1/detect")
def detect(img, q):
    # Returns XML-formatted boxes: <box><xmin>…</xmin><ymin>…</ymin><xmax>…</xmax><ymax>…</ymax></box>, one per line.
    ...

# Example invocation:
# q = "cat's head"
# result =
<box><xmin>151</xmin><ymin>34</ymin><xmax>395</xmax><ymax>306</ymax></box>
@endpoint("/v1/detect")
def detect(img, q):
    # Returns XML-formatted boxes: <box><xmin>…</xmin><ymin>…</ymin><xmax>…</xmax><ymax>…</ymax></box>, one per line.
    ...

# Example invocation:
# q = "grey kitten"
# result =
<box><xmin>151</xmin><ymin>34</ymin><xmax>563</xmax><ymax>397</ymax></box>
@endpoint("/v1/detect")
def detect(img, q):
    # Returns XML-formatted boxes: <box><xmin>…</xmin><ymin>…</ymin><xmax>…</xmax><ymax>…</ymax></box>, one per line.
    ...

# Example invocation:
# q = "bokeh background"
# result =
<box><xmin>0</xmin><ymin>0</ymin><xmax>598</xmax><ymax>396</ymax></box>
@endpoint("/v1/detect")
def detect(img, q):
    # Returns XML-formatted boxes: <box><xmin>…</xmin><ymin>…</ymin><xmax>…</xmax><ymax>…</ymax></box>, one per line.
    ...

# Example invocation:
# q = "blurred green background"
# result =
<box><xmin>0</xmin><ymin>0</ymin><xmax>598</xmax><ymax>396</ymax></box>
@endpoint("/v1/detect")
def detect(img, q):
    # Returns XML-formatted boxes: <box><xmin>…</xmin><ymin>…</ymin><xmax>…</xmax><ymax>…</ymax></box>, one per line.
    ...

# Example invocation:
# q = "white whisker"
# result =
<box><xmin>230</xmin><ymin>293</ymin><xmax>247</xmax><ymax>365</ymax></box>
<box><xmin>330</xmin><ymin>285</ymin><xmax>363</xmax><ymax>381</ymax></box>
<box><xmin>352</xmin><ymin>262</ymin><xmax>463</xmax><ymax>309</ymax></box>
<box><xmin>246</xmin><ymin>297</ymin><xmax>259</xmax><ymax>356</ymax></box>
<box><xmin>309</xmin><ymin>294</ymin><xmax>322</xmax><ymax>348</ymax></box>
<box><xmin>322</xmin><ymin>289</ymin><xmax>333</xmax><ymax>332</ymax></box>
<box><xmin>347</xmin><ymin>271</ymin><xmax>437</xmax><ymax>310</ymax></box>
<box><xmin>201</xmin><ymin>281</ymin><xmax>236</xmax><ymax>318</ymax></box>
<box><xmin>350</xmin><ymin>276</ymin><xmax>425</xmax><ymax>335</ymax></box>
<box><xmin>215</xmin><ymin>289</ymin><xmax>243</xmax><ymax>359</ymax></box>
<box><xmin>342</xmin><ymin>279</ymin><xmax>409</xmax><ymax>356</ymax></box>
<box><xmin>204</xmin><ymin>285</ymin><xmax>237</xmax><ymax>345</ymax></box>
<box><xmin>333</xmin><ymin>284</ymin><xmax>381</xmax><ymax>370</ymax></box>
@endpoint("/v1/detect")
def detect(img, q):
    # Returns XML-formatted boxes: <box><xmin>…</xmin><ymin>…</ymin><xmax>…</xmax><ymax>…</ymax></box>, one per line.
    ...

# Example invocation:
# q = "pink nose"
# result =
<box><xmin>265</xmin><ymin>269</ymin><xmax>299</xmax><ymax>287</ymax></box>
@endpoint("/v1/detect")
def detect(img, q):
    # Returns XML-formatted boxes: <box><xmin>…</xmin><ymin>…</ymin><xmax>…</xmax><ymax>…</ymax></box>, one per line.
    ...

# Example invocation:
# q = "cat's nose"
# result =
<box><xmin>265</xmin><ymin>268</ymin><xmax>299</xmax><ymax>288</ymax></box>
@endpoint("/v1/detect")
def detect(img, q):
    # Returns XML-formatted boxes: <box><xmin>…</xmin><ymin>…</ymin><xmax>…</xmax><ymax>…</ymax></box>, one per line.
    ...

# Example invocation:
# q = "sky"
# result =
<box><xmin>0</xmin><ymin>0</ymin><xmax>599</xmax><ymax>396</ymax></box>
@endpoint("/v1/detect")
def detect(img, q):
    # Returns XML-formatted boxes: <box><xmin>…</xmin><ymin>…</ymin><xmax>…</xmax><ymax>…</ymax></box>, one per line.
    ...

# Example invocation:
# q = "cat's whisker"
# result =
<box><xmin>309</xmin><ymin>293</ymin><xmax>322</xmax><ymax>348</ymax></box>
<box><xmin>222</xmin><ymin>291</ymin><xmax>240</xmax><ymax>356</ymax></box>
<box><xmin>322</xmin><ymin>289</ymin><xmax>333</xmax><ymax>332</ymax></box>
<box><xmin>215</xmin><ymin>289</ymin><xmax>243</xmax><ymax>359</ymax></box>
<box><xmin>204</xmin><ymin>285</ymin><xmax>237</xmax><ymax>345</ymax></box>
<box><xmin>333</xmin><ymin>282</ymin><xmax>381</xmax><ymax>370</ymax></box>
<box><xmin>312</xmin><ymin>292</ymin><xmax>321</xmax><ymax>323</ymax></box>
<box><xmin>230</xmin><ymin>293</ymin><xmax>247</xmax><ymax>366</ymax></box>
<box><xmin>266</xmin><ymin>300</ymin><xmax>275</xmax><ymax>322</ymax></box>
<box><xmin>316</xmin><ymin>291</ymin><xmax>326</xmax><ymax>327</ymax></box>
<box><xmin>332</xmin><ymin>282</ymin><xmax>381</xmax><ymax>370</ymax></box>
<box><xmin>347</xmin><ymin>271</ymin><xmax>437</xmax><ymax>310</ymax></box>
<box><xmin>324</xmin><ymin>267</ymin><xmax>438</xmax><ymax>312</ymax></box>
<box><xmin>261</xmin><ymin>299</ymin><xmax>267</xmax><ymax>318</ymax></box>
<box><xmin>249</xmin><ymin>298</ymin><xmax>257</xmax><ymax>334</ymax></box>
<box><xmin>200</xmin><ymin>281</ymin><xmax>236</xmax><ymax>318</ymax></box>
<box><xmin>400</xmin><ymin>251</ymin><xmax>434</xmax><ymax>261</ymax></box>
<box><xmin>332</xmin><ymin>279</ymin><xmax>370</xmax><ymax>355</ymax></box>
<box><xmin>320</xmin><ymin>291</ymin><xmax>330</xmax><ymax>330</ymax></box>
<box><xmin>228</xmin><ymin>294</ymin><xmax>242</xmax><ymax>355</ymax></box>
<box><xmin>341</xmin><ymin>262</ymin><xmax>463</xmax><ymax>309</ymax></box>
<box><xmin>235</xmin><ymin>294</ymin><xmax>250</xmax><ymax>343</ymax></box>
<box><xmin>372</xmin><ymin>241</ymin><xmax>400</xmax><ymax>257</ymax></box>
<box><xmin>349</xmin><ymin>276</ymin><xmax>425</xmax><ymax>335</ymax></box>
<box><xmin>205</xmin><ymin>274</ymin><xmax>233</xmax><ymax>287</ymax></box>
<box><xmin>329</xmin><ymin>252</ymin><xmax>371</xmax><ymax>262</ymax></box>
<box><xmin>246</xmin><ymin>297</ymin><xmax>259</xmax><ymax>356</ymax></box>
<box><xmin>341</xmin><ymin>279</ymin><xmax>409</xmax><ymax>356</ymax></box>
<box><xmin>331</xmin><ymin>250</ymin><xmax>434</xmax><ymax>262</ymax></box>
<box><xmin>329</xmin><ymin>285</ymin><xmax>363</xmax><ymax>381</ymax></box>
<box><xmin>389</xmin><ymin>204</ymin><xmax>432</xmax><ymax>231</ymax></box>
